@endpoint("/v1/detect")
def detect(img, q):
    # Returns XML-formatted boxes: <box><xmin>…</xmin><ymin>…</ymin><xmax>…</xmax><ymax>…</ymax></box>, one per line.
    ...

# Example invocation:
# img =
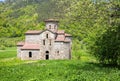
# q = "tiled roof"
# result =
<box><xmin>21</xmin><ymin>44</ymin><xmax>40</xmax><ymax>50</ymax></box>
<box><xmin>57</xmin><ymin>30</ymin><xmax>65</xmax><ymax>34</ymax></box>
<box><xmin>17</xmin><ymin>42</ymin><xmax>25</xmax><ymax>46</ymax></box>
<box><xmin>65</xmin><ymin>33</ymin><xmax>72</xmax><ymax>37</ymax></box>
<box><xmin>44</xmin><ymin>19</ymin><xmax>59</xmax><ymax>22</ymax></box>
<box><xmin>25</xmin><ymin>30</ymin><xmax>42</xmax><ymax>35</ymax></box>
<box><xmin>64</xmin><ymin>39</ymin><xmax>71</xmax><ymax>42</ymax></box>
<box><xmin>55</xmin><ymin>32</ymin><xmax>72</xmax><ymax>42</ymax></box>
<box><xmin>25</xmin><ymin>29</ymin><xmax>56</xmax><ymax>35</ymax></box>
<box><xmin>55</xmin><ymin>35</ymin><xmax>65</xmax><ymax>42</ymax></box>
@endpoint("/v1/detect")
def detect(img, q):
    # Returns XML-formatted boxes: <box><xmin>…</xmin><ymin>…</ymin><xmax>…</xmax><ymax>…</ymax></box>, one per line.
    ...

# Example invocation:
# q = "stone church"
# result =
<box><xmin>17</xmin><ymin>19</ymin><xmax>72</xmax><ymax>60</ymax></box>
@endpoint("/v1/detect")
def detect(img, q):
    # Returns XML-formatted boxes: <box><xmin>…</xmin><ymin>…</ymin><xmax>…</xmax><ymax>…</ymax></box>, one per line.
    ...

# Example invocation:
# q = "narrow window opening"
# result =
<box><xmin>49</xmin><ymin>25</ymin><xmax>51</xmax><ymax>29</ymax></box>
<box><xmin>29</xmin><ymin>52</ymin><xmax>32</xmax><ymax>58</ymax></box>
<box><xmin>49</xmin><ymin>39</ymin><xmax>51</xmax><ymax>45</ymax></box>
<box><xmin>43</xmin><ymin>40</ymin><xmax>45</xmax><ymax>45</ymax></box>
<box><xmin>56</xmin><ymin>50</ymin><xmax>59</xmax><ymax>55</ymax></box>
<box><xmin>57</xmin><ymin>51</ymin><xmax>59</xmax><ymax>54</ymax></box>
<box><xmin>54</xmin><ymin>25</ymin><xmax>56</xmax><ymax>29</ymax></box>
<box><xmin>46</xmin><ymin>34</ymin><xmax>48</xmax><ymax>38</ymax></box>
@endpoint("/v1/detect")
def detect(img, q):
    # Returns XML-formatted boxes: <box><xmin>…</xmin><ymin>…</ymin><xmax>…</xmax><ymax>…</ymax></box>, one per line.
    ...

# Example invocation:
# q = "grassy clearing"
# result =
<box><xmin>0</xmin><ymin>47</ymin><xmax>120</xmax><ymax>81</ymax></box>
<box><xmin>0</xmin><ymin>47</ymin><xmax>16</xmax><ymax>59</ymax></box>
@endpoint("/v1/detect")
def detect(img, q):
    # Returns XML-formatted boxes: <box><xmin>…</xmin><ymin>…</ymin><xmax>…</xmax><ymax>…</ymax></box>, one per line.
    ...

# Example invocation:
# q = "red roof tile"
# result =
<box><xmin>25</xmin><ymin>30</ymin><xmax>42</xmax><ymax>35</ymax></box>
<box><xmin>55</xmin><ymin>35</ymin><xmax>65</xmax><ymax>42</ymax></box>
<box><xmin>57</xmin><ymin>30</ymin><xmax>65</xmax><ymax>34</ymax></box>
<box><xmin>21</xmin><ymin>44</ymin><xmax>40</xmax><ymax>50</ymax></box>
<box><xmin>17</xmin><ymin>42</ymin><xmax>25</xmax><ymax>46</ymax></box>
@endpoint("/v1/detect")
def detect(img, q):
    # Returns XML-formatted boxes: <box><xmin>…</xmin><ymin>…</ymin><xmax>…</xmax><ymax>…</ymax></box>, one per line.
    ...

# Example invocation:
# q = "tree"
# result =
<box><xmin>93</xmin><ymin>1</ymin><xmax>120</xmax><ymax>66</ymax></box>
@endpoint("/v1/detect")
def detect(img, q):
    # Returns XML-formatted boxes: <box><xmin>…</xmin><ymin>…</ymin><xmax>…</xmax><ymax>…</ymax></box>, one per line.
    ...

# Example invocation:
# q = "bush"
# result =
<box><xmin>0</xmin><ymin>45</ymin><xmax>6</xmax><ymax>50</ymax></box>
<box><xmin>0</xmin><ymin>37</ymin><xmax>23</xmax><ymax>47</ymax></box>
<box><xmin>93</xmin><ymin>26</ymin><xmax>120</xmax><ymax>66</ymax></box>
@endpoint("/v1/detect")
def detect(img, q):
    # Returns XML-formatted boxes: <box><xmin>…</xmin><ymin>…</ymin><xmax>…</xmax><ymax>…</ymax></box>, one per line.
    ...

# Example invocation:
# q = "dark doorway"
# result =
<box><xmin>46</xmin><ymin>51</ymin><xmax>49</xmax><ymax>60</ymax></box>
<box><xmin>46</xmin><ymin>55</ymin><xmax>49</xmax><ymax>60</ymax></box>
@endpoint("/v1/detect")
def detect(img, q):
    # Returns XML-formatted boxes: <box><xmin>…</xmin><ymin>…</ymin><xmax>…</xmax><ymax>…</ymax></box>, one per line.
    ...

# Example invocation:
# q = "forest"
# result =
<box><xmin>0</xmin><ymin>0</ymin><xmax>120</xmax><ymax>81</ymax></box>
<box><xmin>0</xmin><ymin>0</ymin><xmax>120</xmax><ymax>65</ymax></box>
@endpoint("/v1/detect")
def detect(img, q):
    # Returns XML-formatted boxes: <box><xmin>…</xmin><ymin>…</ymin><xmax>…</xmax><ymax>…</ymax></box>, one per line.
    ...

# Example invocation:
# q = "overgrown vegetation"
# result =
<box><xmin>0</xmin><ymin>0</ymin><xmax>120</xmax><ymax>66</ymax></box>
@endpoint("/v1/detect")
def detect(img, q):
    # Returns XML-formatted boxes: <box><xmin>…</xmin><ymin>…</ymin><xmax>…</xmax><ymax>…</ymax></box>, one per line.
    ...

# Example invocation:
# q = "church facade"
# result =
<box><xmin>17</xmin><ymin>19</ymin><xmax>72</xmax><ymax>60</ymax></box>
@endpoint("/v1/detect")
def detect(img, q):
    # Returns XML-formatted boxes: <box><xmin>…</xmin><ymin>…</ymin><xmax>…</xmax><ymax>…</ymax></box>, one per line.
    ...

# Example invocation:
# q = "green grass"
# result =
<box><xmin>0</xmin><ymin>47</ymin><xmax>120</xmax><ymax>81</ymax></box>
<box><xmin>0</xmin><ymin>47</ymin><xmax>16</xmax><ymax>59</ymax></box>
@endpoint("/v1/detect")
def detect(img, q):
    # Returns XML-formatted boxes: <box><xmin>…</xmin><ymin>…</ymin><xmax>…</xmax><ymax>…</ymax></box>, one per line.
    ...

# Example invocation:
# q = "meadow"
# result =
<box><xmin>0</xmin><ymin>0</ymin><xmax>120</xmax><ymax>81</ymax></box>
<box><xmin>0</xmin><ymin>47</ymin><xmax>120</xmax><ymax>81</ymax></box>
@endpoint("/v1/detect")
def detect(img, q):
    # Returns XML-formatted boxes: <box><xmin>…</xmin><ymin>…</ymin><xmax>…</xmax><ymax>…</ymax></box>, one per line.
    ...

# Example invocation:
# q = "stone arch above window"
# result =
<box><xmin>46</xmin><ymin>51</ymin><xmax>49</xmax><ymax>53</ymax></box>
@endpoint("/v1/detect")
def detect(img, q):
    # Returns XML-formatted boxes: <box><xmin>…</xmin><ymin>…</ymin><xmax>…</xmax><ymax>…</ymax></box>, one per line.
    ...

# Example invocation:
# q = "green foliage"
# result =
<box><xmin>0</xmin><ymin>0</ymin><xmax>120</xmax><ymax>66</ymax></box>
<box><xmin>0</xmin><ymin>37</ymin><xmax>23</xmax><ymax>47</ymax></box>
<box><xmin>0</xmin><ymin>0</ymin><xmax>47</xmax><ymax>38</ymax></box>
<box><xmin>0</xmin><ymin>45</ymin><xmax>6</xmax><ymax>50</ymax></box>
<box><xmin>94</xmin><ymin>26</ymin><xmax>120</xmax><ymax>65</ymax></box>
<box><xmin>0</xmin><ymin>1</ymin><xmax>120</xmax><ymax>81</ymax></box>
<box><xmin>93</xmin><ymin>1</ymin><xmax>120</xmax><ymax>65</ymax></box>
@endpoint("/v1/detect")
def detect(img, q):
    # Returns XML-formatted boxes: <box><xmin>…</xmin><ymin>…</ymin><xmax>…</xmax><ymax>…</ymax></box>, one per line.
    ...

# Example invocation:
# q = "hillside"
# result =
<box><xmin>0</xmin><ymin>0</ymin><xmax>120</xmax><ymax>65</ymax></box>
<box><xmin>0</xmin><ymin>0</ymin><xmax>120</xmax><ymax>80</ymax></box>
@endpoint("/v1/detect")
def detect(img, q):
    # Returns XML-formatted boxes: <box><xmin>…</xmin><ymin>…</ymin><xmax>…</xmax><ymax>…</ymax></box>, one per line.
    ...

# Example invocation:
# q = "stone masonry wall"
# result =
<box><xmin>17</xmin><ymin>46</ymin><xmax>22</xmax><ymax>58</ymax></box>
<box><xmin>45</xmin><ymin>22</ymin><xmax>58</xmax><ymax>32</ymax></box>
<box><xmin>21</xmin><ymin>50</ymin><xmax>40</xmax><ymax>60</ymax></box>
<box><xmin>19</xmin><ymin>30</ymin><xmax>71</xmax><ymax>60</ymax></box>
<box><xmin>25</xmin><ymin>35</ymin><xmax>40</xmax><ymax>44</ymax></box>
<box><xmin>39</xmin><ymin>30</ymin><xmax>55</xmax><ymax>60</ymax></box>
<box><xmin>53</xmin><ymin>42</ymin><xmax>71</xmax><ymax>59</ymax></box>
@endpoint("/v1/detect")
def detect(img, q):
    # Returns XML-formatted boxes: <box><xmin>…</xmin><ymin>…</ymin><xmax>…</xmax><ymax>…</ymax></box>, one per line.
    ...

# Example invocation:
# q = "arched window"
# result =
<box><xmin>29</xmin><ymin>52</ymin><xmax>32</xmax><ymax>58</ymax></box>
<box><xmin>46</xmin><ymin>51</ymin><xmax>49</xmax><ymax>53</ymax></box>
<box><xmin>43</xmin><ymin>40</ymin><xmax>45</xmax><ymax>45</ymax></box>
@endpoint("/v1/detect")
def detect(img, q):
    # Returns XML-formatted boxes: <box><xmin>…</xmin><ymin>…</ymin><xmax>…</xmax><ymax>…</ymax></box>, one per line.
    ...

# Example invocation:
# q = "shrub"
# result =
<box><xmin>0</xmin><ymin>45</ymin><xmax>6</xmax><ymax>50</ymax></box>
<box><xmin>0</xmin><ymin>37</ymin><xmax>23</xmax><ymax>47</ymax></box>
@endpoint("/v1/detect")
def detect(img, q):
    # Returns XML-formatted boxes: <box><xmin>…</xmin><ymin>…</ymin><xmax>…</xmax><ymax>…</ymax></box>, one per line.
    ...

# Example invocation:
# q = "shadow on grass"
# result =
<box><xmin>87</xmin><ymin>62</ymin><xmax>120</xmax><ymax>69</ymax></box>
<box><xmin>68</xmin><ymin>61</ymin><xmax>119</xmax><ymax>72</ymax></box>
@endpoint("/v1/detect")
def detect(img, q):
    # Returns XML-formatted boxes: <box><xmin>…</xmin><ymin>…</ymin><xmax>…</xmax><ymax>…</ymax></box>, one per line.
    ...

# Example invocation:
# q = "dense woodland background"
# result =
<box><xmin>0</xmin><ymin>0</ymin><xmax>120</xmax><ymax>65</ymax></box>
